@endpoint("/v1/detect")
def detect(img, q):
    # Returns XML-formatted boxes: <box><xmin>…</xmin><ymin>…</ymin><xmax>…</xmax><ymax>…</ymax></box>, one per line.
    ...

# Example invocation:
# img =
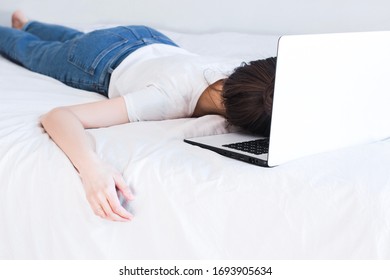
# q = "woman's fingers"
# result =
<box><xmin>106</xmin><ymin>190</ymin><xmax>134</xmax><ymax>220</ymax></box>
<box><xmin>90</xmin><ymin>190</ymin><xmax>132</xmax><ymax>222</ymax></box>
<box><xmin>92</xmin><ymin>203</ymin><xmax>107</xmax><ymax>218</ymax></box>
<box><xmin>114</xmin><ymin>173</ymin><xmax>134</xmax><ymax>201</ymax></box>
<box><xmin>82</xmin><ymin>161</ymin><xmax>134</xmax><ymax>222</ymax></box>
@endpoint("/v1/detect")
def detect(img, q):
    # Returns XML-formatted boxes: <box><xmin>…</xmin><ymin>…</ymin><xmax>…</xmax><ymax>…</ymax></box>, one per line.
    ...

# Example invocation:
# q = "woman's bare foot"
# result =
<box><xmin>12</xmin><ymin>10</ymin><xmax>29</xmax><ymax>30</ymax></box>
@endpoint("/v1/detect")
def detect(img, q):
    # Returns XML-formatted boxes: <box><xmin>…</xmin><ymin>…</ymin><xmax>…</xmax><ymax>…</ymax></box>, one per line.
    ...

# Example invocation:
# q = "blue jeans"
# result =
<box><xmin>0</xmin><ymin>22</ymin><xmax>178</xmax><ymax>96</ymax></box>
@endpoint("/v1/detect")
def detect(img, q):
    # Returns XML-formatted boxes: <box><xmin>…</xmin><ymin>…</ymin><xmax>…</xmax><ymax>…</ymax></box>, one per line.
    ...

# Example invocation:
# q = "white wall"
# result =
<box><xmin>1</xmin><ymin>0</ymin><xmax>390</xmax><ymax>34</ymax></box>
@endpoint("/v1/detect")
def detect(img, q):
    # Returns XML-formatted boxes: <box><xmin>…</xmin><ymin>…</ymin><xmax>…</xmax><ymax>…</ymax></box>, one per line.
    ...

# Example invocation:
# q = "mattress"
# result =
<box><xmin>1</xmin><ymin>29</ymin><xmax>390</xmax><ymax>259</ymax></box>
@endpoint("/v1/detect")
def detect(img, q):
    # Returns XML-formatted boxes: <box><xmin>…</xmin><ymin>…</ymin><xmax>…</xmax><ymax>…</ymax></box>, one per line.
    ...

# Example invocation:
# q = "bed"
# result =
<box><xmin>1</xmin><ymin>25</ymin><xmax>390</xmax><ymax>260</ymax></box>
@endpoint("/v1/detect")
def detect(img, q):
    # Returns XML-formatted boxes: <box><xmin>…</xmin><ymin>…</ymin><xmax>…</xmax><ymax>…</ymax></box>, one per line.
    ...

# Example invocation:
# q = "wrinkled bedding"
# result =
<box><xmin>1</xmin><ymin>30</ymin><xmax>390</xmax><ymax>259</ymax></box>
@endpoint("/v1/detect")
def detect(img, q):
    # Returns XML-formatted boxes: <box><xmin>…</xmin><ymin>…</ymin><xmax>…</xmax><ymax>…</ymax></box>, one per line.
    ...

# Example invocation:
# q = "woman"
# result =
<box><xmin>1</xmin><ymin>11</ymin><xmax>276</xmax><ymax>222</ymax></box>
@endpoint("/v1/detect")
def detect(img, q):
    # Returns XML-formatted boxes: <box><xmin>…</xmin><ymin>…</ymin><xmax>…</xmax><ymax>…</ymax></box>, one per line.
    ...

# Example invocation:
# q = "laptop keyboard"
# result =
<box><xmin>223</xmin><ymin>138</ymin><xmax>269</xmax><ymax>155</ymax></box>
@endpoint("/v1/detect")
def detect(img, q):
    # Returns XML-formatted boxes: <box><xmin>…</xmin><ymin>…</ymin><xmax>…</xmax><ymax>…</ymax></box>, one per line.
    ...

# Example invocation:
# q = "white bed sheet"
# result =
<box><xmin>1</xmin><ymin>30</ymin><xmax>390</xmax><ymax>259</ymax></box>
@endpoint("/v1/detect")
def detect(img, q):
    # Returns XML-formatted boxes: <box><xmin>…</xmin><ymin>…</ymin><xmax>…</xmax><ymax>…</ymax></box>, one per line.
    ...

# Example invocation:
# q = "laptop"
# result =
<box><xmin>185</xmin><ymin>31</ymin><xmax>390</xmax><ymax>167</ymax></box>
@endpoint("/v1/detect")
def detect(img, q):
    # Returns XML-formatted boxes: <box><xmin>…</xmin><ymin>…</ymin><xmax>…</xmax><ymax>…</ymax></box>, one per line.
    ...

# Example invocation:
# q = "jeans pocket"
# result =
<box><xmin>67</xmin><ymin>30</ymin><xmax>128</xmax><ymax>75</ymax></box>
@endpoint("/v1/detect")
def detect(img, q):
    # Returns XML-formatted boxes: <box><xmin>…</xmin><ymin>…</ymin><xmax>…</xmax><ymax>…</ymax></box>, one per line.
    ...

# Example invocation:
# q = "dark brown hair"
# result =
<box><xmin>222</xmin><ymin>57</ymin><xmax>277</xmax><ymax>136</ymax></box>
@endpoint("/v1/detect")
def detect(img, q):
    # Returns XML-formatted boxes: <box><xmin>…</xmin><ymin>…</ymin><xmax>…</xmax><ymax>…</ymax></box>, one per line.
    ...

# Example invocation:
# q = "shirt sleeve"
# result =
<box><xmin>122</xmin><ymin>85</ymin><xmax>191</xmax><ymax>122</ymax></box>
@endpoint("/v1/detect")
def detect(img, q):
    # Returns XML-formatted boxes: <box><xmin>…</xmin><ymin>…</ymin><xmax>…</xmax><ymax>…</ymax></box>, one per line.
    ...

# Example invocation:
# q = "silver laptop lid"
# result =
<box><xmin>268</xmin><ymin>31</ymin><xmax>390</xmax><ymax>166</ymax></box>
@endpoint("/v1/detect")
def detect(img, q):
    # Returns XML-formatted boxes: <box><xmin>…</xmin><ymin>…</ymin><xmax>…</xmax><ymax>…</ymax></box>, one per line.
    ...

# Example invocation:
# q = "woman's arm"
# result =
<box><xmin>40</xmin><ymin>97</ymin><xmax>134</xmax><ymax>222</ymax></box>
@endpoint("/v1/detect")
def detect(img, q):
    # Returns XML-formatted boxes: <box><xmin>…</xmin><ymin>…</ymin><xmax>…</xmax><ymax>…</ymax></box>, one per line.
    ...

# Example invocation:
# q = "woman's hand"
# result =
<box><xmin>79</xmin><ymin>159</ymin><xmax>134</xmax><ymax>222</ymax></box>
<box><xmin>40</xmin><ymin>96</ymin><xmax>134</xmax><ymax>221</ymax></box>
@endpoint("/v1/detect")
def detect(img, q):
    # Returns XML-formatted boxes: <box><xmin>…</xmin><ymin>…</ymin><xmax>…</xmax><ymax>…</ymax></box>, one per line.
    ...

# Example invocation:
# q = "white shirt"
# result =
<box><xmin>108</xmin><ymin>44</ymin><xmax>240</xmax><ymax>122</ymax></box>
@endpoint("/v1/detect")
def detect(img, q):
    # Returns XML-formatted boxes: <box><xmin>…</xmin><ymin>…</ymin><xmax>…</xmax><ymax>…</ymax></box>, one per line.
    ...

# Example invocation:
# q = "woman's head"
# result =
<box><xmin>222</xmin><ymin>57</ymin><xmax>277</xmax><ymax>136</ymax></box>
